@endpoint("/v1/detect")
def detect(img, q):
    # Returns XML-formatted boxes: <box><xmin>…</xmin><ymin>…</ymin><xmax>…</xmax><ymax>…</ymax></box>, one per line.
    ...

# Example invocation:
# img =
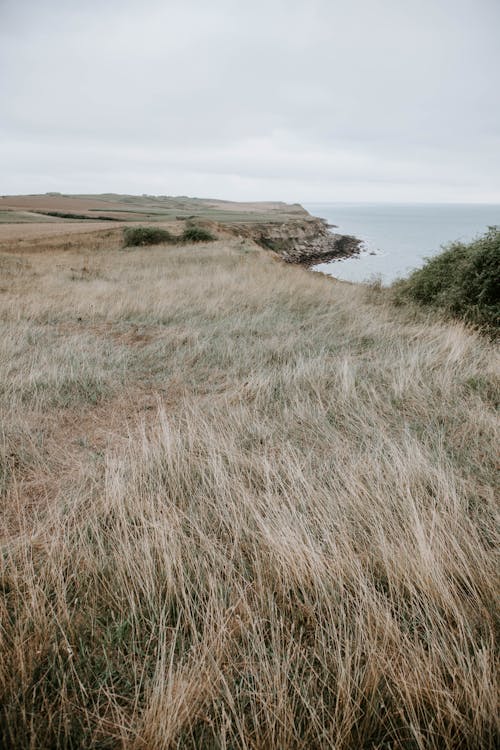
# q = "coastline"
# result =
<box><xmin>256</xmin><ymin>212</ymin><xmax>363</xmax><ymax>266</ymax></box>
<box><xmin>281</xmin><ymin>227</ymin><xmax>362</xmax><ymax>267</ymax></box>
<box><xmin>0</xmin><ymin>195</ymin><xmax>363</xmax><ymax>270</ymax></box>
<box><xmin>223</xmin><ymin>208</ymin><xmax>363</xmax><ymax>267</ymax></box>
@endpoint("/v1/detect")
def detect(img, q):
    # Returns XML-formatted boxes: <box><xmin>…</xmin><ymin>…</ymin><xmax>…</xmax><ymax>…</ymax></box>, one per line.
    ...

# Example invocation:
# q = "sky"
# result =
<box><xmin>1</xmin><ymin>0</ymin><xmax>499</xmax><ymax>203</ymax></box>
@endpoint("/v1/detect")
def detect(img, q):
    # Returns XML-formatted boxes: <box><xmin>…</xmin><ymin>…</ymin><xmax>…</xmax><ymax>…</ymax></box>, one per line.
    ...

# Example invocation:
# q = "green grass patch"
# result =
<box><xmin>0</xmin><ymin>210</ymin><xmax>58</xmax><ymax>224</ymax></box>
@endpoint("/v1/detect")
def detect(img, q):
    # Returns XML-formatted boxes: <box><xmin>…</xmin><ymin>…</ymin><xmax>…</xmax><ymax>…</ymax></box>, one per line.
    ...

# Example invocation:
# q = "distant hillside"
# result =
<box><xmin>0</xmin><ymin>192</ymin><xmax>310</xmax><ymax>224</ymax></box>
<box><xmin>0</xmin><ymin>193</ymin><xmax>360</xmax><ymax>265</ymax></box>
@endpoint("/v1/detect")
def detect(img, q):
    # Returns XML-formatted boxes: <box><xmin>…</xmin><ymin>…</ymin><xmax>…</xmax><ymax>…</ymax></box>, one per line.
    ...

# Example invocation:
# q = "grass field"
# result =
<box><xmin>0</xmin><ymin>227</ymin><xmax>498</xmax><ymax>748</ymax></box>
<box><xmin>0</xmin><ymin>209</ymin><xmax>64</xmax><ymax>224</ymax></box>
<box><xmin>0</xmin><ymin>193</ymin><xmax>308</xmax><ymax>225</ymax></box>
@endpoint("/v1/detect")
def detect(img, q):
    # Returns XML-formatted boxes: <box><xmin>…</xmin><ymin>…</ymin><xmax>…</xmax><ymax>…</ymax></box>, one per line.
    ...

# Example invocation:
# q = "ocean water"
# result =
<box><xmin>304</xmin><ymin>203</ymin><xmax>500</xmax><ymax>284</ymax></box>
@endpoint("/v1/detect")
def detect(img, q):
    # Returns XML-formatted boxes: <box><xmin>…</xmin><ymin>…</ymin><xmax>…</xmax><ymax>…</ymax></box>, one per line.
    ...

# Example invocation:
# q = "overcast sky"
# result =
<box><xmin>1</xmin><ymin>0</ymin><xmax>499</xmax><ymax>202</ymax></box>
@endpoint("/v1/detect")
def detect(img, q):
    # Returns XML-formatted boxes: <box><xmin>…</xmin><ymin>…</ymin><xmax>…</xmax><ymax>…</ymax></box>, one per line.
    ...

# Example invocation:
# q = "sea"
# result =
<box><xmin>303</xmin><ymin>203</ymin><xmax>500</xmax><ymax>284</ymax></box>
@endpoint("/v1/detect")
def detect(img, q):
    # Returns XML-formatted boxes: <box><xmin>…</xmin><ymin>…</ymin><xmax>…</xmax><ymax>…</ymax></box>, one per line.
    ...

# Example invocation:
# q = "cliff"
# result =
<box><xmin>209</xmin><ymin>213</ymin><xmax>362</xmax><ymax>266</ymax></box>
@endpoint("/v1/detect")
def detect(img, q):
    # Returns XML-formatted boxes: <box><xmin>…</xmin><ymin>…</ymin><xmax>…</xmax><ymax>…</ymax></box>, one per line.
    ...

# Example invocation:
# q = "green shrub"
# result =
<box><xmin>181</xmin><ymin>225</ymin><xmax>215</xmax><ymax>243</ymax></box>
<box><xmin>392</xmin><ymin>227</ymin><xmax>500</xmax><ymax>330</ymax></box>
<box><xmin>123</xmin><ymin>226</ymin><xmax>176</xmax><ymax>247</ymax></box>
<box><xmin>34</xmin><ymin>211</ymin><xmax>121</xmax><ymax>221</ymax></box>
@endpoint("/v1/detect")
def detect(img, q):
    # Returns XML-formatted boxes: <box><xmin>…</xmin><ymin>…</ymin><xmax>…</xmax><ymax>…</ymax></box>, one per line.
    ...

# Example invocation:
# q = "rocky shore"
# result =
<box><xmin>225</xmin><ymin>214</ymin><xmax>362</xmax><ymax>267</ymax></box>
<box><xmin>269</xmin><ymin>223</ymin><xmax>362</xmax><ymax>266</ymax></box>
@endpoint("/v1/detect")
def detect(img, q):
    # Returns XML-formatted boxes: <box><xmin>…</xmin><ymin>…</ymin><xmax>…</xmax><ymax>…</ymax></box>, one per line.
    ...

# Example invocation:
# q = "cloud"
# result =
<box><xmin>1</xmin><ymin>0</ymin><xmax>499</xmax><ymax>201</ymax></box>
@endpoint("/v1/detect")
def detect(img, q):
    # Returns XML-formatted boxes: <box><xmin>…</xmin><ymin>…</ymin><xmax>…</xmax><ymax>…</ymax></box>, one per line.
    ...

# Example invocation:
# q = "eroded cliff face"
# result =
<box><xmin>217</xmin><ymin>216</ymin><xmax>361</xmax><ymax>266</ymax></box>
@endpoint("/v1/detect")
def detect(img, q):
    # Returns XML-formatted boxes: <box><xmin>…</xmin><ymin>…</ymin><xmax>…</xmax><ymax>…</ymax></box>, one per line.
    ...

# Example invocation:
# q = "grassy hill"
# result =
<box><xmin>0</xmin><ymin>226</ymin><xmax>498</xmax><ymax>748</ymax></box>
<box><xmin>0</xmin><ymin>192</ymin><xmax>309</xmax><ymax>224</ymax></box>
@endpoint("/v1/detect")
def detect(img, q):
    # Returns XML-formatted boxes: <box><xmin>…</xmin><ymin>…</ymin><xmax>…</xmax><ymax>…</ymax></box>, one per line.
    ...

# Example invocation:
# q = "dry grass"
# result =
<box><xmin>0</xmin><ymin>232</ymin><xmax>499</xmax><ymax>748</ymax></box>
<box><xmin>0</xmin><ymin>222</ymin><xmax>126</xmax><ymax>244</ymax></box>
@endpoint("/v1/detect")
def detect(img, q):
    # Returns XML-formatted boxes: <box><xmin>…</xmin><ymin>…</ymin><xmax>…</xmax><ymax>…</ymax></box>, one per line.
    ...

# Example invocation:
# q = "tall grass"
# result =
<box><xmin>0</xmin><ymin>234</ymin><xmax>498</xmax><ymax>748</ymax></box>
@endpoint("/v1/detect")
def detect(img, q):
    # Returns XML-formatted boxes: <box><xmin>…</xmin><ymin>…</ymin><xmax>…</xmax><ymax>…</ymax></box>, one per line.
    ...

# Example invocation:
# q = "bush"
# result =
<box><xmin>181</xmin><ymin>225</ymin><xmax>215</xmax><ymax>243</ymax></box>
<box><xmin>392</xmin><ymin>226</ymin><xmax>500</xmax><ymax>330</ymax></box>
<box><xmin>34</xmin><ymin>211</ymin><xmax>121</xmax><ymax>221</ymax></box>
<box><xmin>123</xmin><ymin>226</ymin><xmax>176</xmax><ymax>247</ymax></box>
